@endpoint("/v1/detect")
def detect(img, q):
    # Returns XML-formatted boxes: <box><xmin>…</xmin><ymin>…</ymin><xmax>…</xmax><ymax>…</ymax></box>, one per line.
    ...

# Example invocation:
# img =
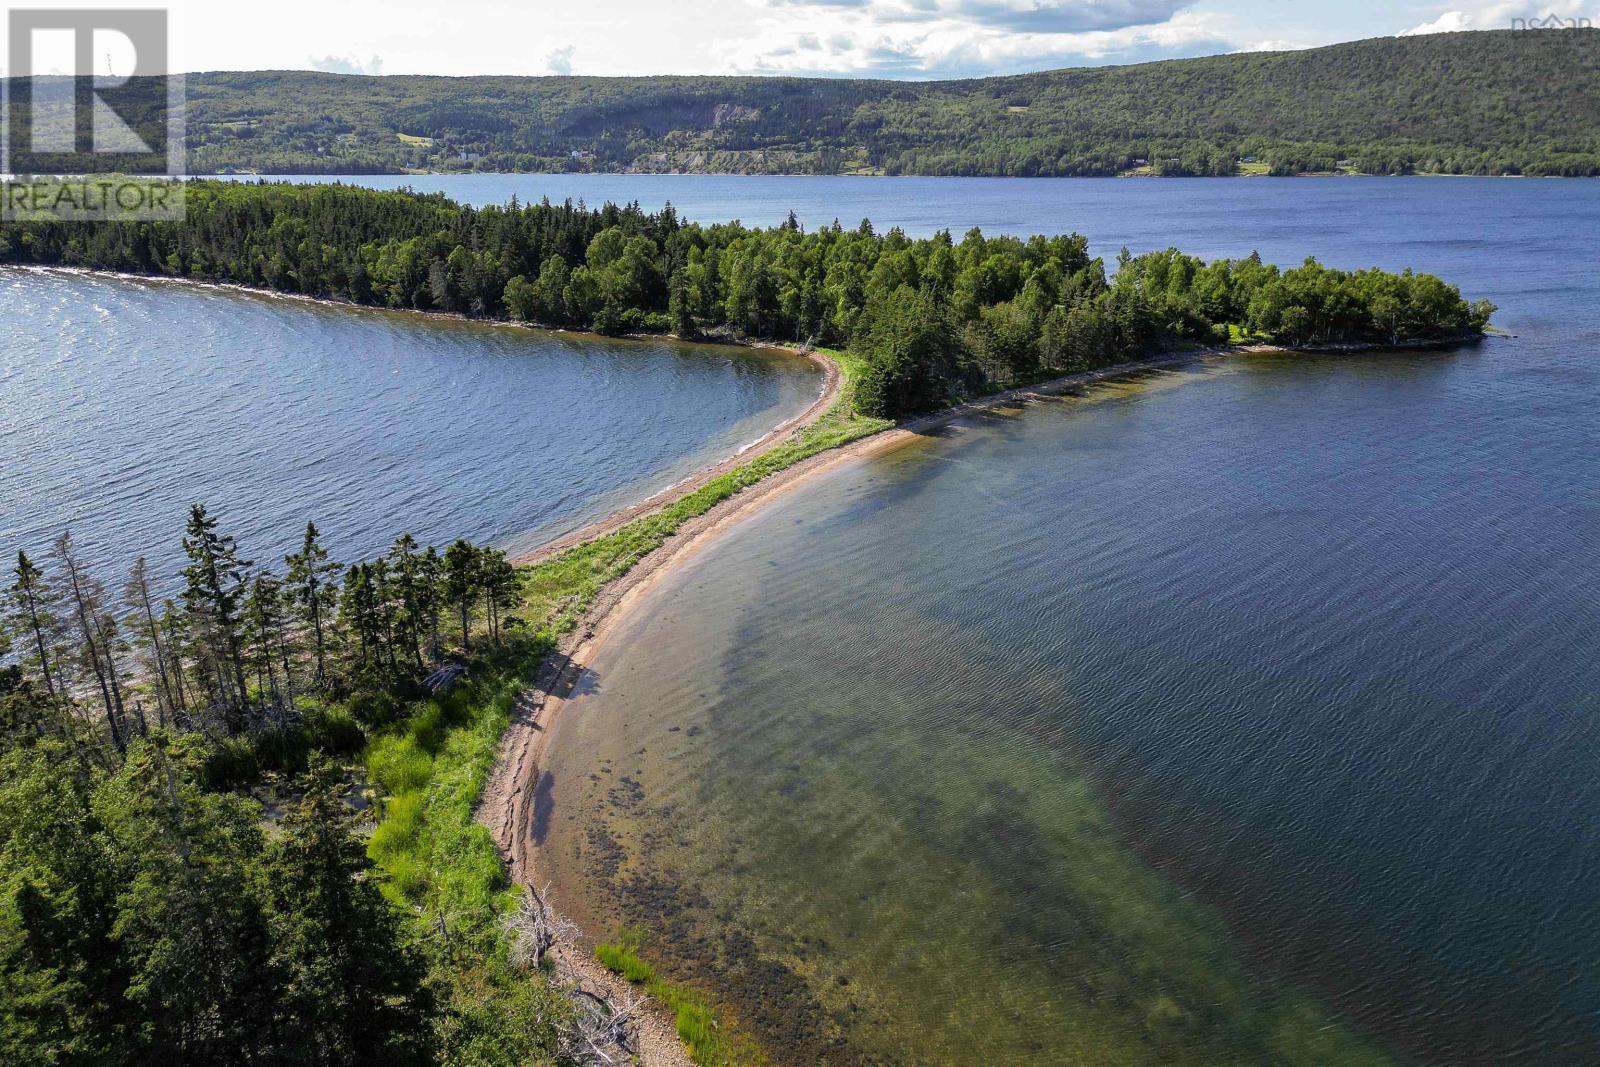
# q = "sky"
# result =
<box><xmin>2</xmin><ymin>0</ymin><xmax>1597</xmax><ymax>79</ymax></box>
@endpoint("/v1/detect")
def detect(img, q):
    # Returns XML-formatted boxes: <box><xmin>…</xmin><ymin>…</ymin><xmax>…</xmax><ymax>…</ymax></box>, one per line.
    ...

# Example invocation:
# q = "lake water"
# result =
<box><xmin>13</xmin><ymin>175</ymin><xmax>1600</xmax><ymax>1062</ymax></box>
<box><xmin>0</xmin><ymin>269</ymin><xmax>822</xmax><ymax>584</ymax></box>
<box><xmin>461</xmin><ymin>177</ymin><xmax>1595</xmax><ymax>1065</ymax></box>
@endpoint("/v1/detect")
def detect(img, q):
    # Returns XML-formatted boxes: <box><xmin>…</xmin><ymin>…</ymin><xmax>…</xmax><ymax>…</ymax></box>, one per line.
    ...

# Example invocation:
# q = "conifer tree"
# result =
<box><xmin>286</xmin><ymin>522</ymin><xmax>340</xmax><ymax>687</ymax></box>
<box><xmin>261</xmin><ymin>765</ymin><xmax>433</xmax><ymax>1063</ymax></box>
<box><xmin>7</xmin><ymin>551</ymin><xmax>62</xmax><ymax>701</ymax></box>
<box><xmin>123</xmin><ymin>557</ymin><xmax>180</xmax><ymax>728</ymax></box>
<box><xmin>442</xmin><ymin>540</ymin><xmax>479</xmax><ymax>653</ymax></box>
<box><xmin>180</xmin><ymin>505</ymin><xmax>252</xmax><ymax>729</ymax></box>
<box><xmin>53</xmin><ymin>533</ymin><xmax>131</xmax><ymax>751</ymax></box>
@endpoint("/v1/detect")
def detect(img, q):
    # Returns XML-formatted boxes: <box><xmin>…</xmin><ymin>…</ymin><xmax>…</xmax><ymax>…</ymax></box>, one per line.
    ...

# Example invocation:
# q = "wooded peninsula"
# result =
<box><xmin>3</xmin><ymin>181</ymin><xmax>1491</xmax><ymax>418</ymax></box>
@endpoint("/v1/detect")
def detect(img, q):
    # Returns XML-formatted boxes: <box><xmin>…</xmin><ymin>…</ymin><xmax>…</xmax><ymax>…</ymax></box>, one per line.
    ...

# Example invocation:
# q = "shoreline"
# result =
<box><xmin>202</xmin><ymin>170</ymin><xmax>1581</xmax><ymax>180</ymax></box>
<box><xmin>478</xmin><ymin>344</ymin><xmax>1242</xmax><ymax>1064</ymax></box>
<box><xmin>2</xmin><ymin>260</ymin><xmax>826</xmax><ymax>353</ymax></box>
<box><xmin>480</xmin><ymin>330</ymin><xmax>1491</xmax><ymax>1062</ymax></box>
<box><xmin>509</xmin><ymin>348</ymin><xmax>840</xmax><ymax>566</ymax></box>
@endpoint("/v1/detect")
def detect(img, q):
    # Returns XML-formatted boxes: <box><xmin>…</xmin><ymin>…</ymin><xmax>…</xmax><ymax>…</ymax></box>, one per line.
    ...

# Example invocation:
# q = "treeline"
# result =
<box><xmin>1</xmin><ymin>181</ymin><xmax>1493</xmax><ymax>419</ymax></box>
<box><xmin>0</xmin><ymin>511</ymin><xmax>573</xmax><ymax>1065</ymax></box>
<box><xmin>157</xmin><ymin>29</ymin><xmax>1600</xmax><ymax>177</ymax></box>
<box><xmin>4</xmin><ymin>506</ymin><xmax>517</xmax><ymax>760</ymax></box>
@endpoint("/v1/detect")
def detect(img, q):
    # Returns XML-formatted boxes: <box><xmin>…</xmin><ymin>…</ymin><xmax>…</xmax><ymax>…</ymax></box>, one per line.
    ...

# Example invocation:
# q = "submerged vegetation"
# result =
<box><xmin>595</xmin><ymin>931</ymin><xmax>730</xmax><ymax>1065</ymax></box>
<box><xmin>3</xmin><ymin>180</ymin><xmax>1491</xmax><ymax>420</ymax></box>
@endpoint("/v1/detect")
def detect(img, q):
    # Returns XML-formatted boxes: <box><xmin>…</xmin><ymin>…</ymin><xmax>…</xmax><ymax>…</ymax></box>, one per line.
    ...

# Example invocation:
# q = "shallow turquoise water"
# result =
<box><xmin>11</xmin><ymin>175</ymin><xmax>1598</xmax><ymax>1062</ymax></box>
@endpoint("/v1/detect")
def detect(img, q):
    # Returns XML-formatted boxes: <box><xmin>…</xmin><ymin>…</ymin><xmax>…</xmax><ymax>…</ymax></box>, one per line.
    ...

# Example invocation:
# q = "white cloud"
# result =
<box><xmin>546</xmin><ymin>44</ymin><xmax>577</xmax><ymax>75</ymax></box>
<box><xmin>1399</xmin><ymin>11</ymin><xmax>1475</xmax><ymax>34</ymax></box>
<box><xmin>731</xmin><ymin>2</ymin><xmax>1230</xmax><ymax>77</ymax></box>
<box><xmin>766</xmin><ymin>0</ymin><xmax>1195</xmax><ymax>33</ymax></box>
<box><xmin>1235</xmin><ymin>39</ymin><xmax>1307</xmax><ymax>53</ymax></box>
<box><xmin>1398</xmin><ymin>0</ymin><xmax>1598</xmax><ymax>35</ymax></box>
<box><xmin>308</xmin><ymin>53</ymin><xmax>383</xmax><ymax>75</ymax></box>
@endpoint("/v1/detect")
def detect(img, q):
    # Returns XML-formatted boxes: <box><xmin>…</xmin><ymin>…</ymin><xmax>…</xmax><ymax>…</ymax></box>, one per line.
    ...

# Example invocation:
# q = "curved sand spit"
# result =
<box><xmin>477</xmin><ymin>344</ymin><xmax>1232</xmax><ymax>1064</ymax></box>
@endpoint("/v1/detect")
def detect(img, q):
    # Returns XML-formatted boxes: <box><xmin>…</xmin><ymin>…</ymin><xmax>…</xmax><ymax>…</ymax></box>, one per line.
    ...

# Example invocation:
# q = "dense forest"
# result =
<box><xmin>1</xmin><ymin>181</ymin><xmax>1492</xmax><ymax>418</ymax></box>
<box><xmin>147</xmin><ymin>30</ymin><xmax>1600</xmax><ymax>176</ymax></box>
<box><xmin>0</xmin><ymin>507</ymin><xmax>597</xmax><ymax>1064</ymax></box>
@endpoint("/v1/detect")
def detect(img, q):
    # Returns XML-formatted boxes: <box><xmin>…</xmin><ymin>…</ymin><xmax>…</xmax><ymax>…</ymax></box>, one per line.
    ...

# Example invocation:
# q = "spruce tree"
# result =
<box><xmin>7</xmin><ymin>551</ymin><xmax>62</xmax><ymax>701</ymax></box>
<box><xmin>261</xmin><ymin>766</ymin><xmax>433</xmax><ymax>1064</ymax></box>
<box><xmin>286</xmin><ymin>522</ymin><xmax>340</xmax><ymax>688</ymax></box>
<box><xmin>441</xmin><ymin>540</ymin><xmax>479</xmax><ymax>654</ymax></box>
<box><xmin>180</xmin><ymin>505</ymin><xmax>252</xmax><ymax>730</ymax></box>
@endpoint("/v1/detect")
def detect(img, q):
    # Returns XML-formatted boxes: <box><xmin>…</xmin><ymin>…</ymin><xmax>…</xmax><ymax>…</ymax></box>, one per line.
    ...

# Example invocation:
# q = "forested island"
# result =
<box><xmin>3</xmin><ymin>181</ymin><xmax>1492</xmax><ymax>418</ymax></box>
<box><xmin>156</xmin><ymin>30</ymin><xmax>1600</xmax><ymax>176</ymax></box>
<box><xmin>1</xmin><ymin>180</ymin><xmax>1494</xmax><ymax>1064</ymax></box>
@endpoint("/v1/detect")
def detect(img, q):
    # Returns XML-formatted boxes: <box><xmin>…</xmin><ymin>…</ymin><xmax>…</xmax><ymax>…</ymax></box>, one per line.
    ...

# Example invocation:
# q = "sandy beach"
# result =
<box><xmin>477</xmin><ymin>343</ymin><xmax>1237</xmax><ymax>1064</ymax></box>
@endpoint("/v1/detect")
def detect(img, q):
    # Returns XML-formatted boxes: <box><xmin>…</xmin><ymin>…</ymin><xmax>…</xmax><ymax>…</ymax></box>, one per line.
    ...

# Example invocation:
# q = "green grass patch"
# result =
<box><xmin>357</xmin><ymin>349</ymin><xmax>880</xmax><ymax>1064</ymax></box>
<box><xmin>595</xmin><ymin>929</ymin><xmax>736</xmax><ymax>1066</ymax></box>
<box><xmin>522</xmin><ymin>349</ymin><xmax>889</xmax><ymax>641</ymax></box>
<box><xmin>363</xmin><ymin>641</ymin><xmax>544</xmax><ymax>925</ymax></box>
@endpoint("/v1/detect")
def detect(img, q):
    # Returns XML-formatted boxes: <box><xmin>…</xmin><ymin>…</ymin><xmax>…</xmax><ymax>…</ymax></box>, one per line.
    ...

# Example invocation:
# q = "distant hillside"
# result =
<box><xmin>175</xmin><ymin>29</ymin><xmax>1600</xmax><ymax>176</ymax></box>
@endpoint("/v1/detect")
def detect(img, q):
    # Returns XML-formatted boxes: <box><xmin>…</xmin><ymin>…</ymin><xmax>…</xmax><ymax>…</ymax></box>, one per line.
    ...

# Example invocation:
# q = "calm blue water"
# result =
<box><xmin>0</xmin><ymin>269</ymin><xmax>821</xmax><ymax>584</ymax></box>
<box><xmin>435</xmin><ymin>177</ymin><xmax>1598</xmax><ymax>1064</ymax></box>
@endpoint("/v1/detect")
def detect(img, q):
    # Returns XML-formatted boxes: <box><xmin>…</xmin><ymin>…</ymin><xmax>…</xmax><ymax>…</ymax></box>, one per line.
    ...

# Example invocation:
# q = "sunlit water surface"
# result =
<box><xmin>12</xmin><ymin>175</ymin><xmax>1599</xmax><ymax>1063</ymax></box>
<box><xmin>0</xmin><ymin>269</ymin><xmax>821</xmax><ymax>582</ymax></box>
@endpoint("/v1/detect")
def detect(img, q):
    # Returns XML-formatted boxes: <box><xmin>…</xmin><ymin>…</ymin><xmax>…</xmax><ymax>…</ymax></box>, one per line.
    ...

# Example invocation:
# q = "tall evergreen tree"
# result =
<box><xmin>286</xmin><ymin>522</ymin><xmax>340</xmax><ymax>688</ymax></box>
<box><xmin>122</xmin><ymin>557</ymin><xmax>179</xmax><ymax>729</ymax></box>
<box><xmin>7</xmin><ymin>552</ymin><xmax>62</xmax><ymax>702</ymax></box>
<box><xmin>261</xmin><ymin>767</ymin><xmax>434</xmax><ymax>1064</ymax></box>
<box><xmin>441</xmin><ymin>541</ymin><xmax>479</xmax><ymax>654</ymax></box>
<box><xmin>181</xmin><ymin>505</ymin><xmax>252</xmax><ymax>730</ymax></box>
<box><xmin>52</xmin><ymin>533</ymin><xmax>131</xmax><ymax>752</ymax></box>
<box><xmin>387</xmin><ymin>534</ymin><xmax>428</xmax><ymax>674</ymax></box>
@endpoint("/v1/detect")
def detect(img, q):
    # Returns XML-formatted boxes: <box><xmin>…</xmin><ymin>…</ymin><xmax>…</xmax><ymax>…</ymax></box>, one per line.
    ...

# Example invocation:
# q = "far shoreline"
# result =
<box><xmin>199</xmin><ymin>170</ymin><xmax>1582</xmax><ymax>180</ymax></box>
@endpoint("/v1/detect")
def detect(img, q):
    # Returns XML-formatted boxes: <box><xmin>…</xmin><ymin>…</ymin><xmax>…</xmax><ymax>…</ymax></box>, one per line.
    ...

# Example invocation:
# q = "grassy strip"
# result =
<box><xmin>522</xmin><ymin>348</ymin><xmax>889</xmax><ymax>638</ymax></box>
<box><xmin>358</xmin><ymin>348</ymin><xmax>884</xmax><ymax>1063</ymax></box>
<box><xmin>595</xmin><ymin>931</ymin><xmax>733</xmax><ymax>1066</ymax></box>
<box><xmin>359</xmin><ymin>638</ymin><xmax>573</xmax><ymax>1063</ymax></box>
<box><xmin>366</xmin><ymin>648</ymin><xmax>535</xmax><ymax>920</ymax></box>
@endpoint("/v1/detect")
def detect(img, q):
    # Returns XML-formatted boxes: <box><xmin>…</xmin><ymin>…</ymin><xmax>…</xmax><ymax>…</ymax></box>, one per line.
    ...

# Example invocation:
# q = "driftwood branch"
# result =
<box><xmin>562</xmin><ymin>985</ymin><xmax>645</xmax><ymax>1066</ymax></box>
<box><xmin>503</xmin><ymin>883</ymin><xmax>579</xmax><ymax>971</ymax></box>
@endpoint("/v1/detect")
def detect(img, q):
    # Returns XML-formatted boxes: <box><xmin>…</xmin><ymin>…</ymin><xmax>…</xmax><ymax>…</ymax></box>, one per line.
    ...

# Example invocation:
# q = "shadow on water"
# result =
<box><xmin>532</xmin><ymin>770</ymin><xmax>557</xmax><ymax>846</ymax></box>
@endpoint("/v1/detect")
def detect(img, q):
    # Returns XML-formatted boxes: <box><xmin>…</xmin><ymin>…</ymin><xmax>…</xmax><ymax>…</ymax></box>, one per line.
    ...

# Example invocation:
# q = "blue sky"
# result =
<box><xmin>12</xmin><ymin>0</ymin><xmax>1599</xmax><ymax>78</ymax></box>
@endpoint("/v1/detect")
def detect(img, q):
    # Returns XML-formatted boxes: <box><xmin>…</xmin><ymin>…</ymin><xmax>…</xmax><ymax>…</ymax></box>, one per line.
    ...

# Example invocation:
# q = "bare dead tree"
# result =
<box><xmin>503</xmin><ymin>883</ymin><xmax>579</xmax><ymax>972</ymax></box>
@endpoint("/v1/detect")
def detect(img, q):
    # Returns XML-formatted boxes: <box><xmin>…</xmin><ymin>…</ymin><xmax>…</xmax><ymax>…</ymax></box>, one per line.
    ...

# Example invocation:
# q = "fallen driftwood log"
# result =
<box><xmin>563</xmin><ymin>985</ymin><xmax>645</xmax><ymax>1066</ymax></box>
<box><xmin>422</xmin><ymin>662</ymin><xmax>468</xmax><ymax>694</ymax></box>
<box><xmin>503</xmin><ymin>884</ymin><xmax>578</xmax><ymax>970</ymax></box>
<box><xmin>504</xmin><ymin>887</ymin><xmax>641</xmax><ymax>1065</ymax></box>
